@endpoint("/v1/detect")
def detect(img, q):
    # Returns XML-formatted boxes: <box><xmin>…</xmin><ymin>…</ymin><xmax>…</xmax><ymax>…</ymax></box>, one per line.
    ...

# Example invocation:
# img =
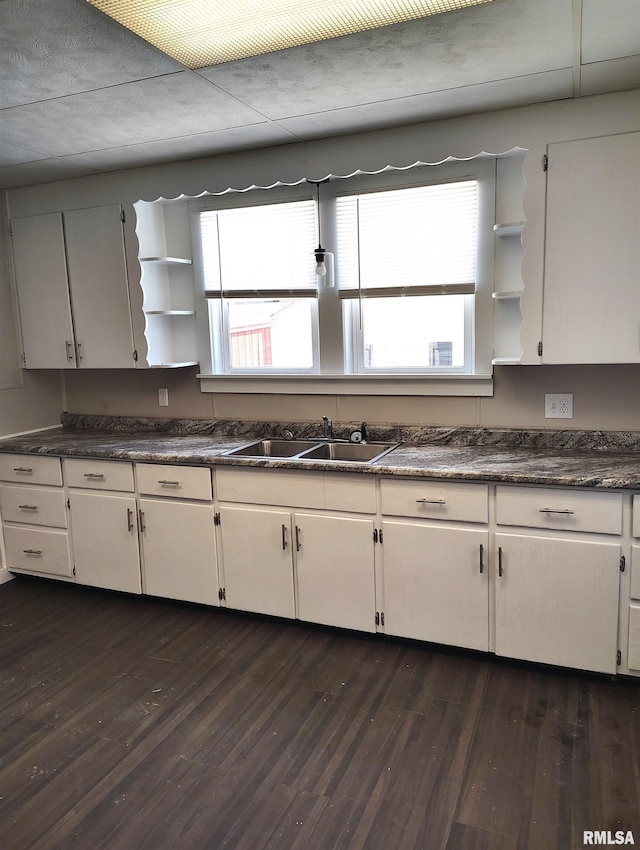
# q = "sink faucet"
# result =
<box><xmin>322</xmin><ymin>416</ymin><xmax>334</xmax><ymax>439</ymax></box>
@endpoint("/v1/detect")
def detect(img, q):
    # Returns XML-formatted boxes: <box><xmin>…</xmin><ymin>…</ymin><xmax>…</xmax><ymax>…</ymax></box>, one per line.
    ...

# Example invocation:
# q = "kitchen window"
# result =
<box><xmin>194</xmin><ymin>158</ymin><xmax>495</xmax><ymax>392</ymax></box>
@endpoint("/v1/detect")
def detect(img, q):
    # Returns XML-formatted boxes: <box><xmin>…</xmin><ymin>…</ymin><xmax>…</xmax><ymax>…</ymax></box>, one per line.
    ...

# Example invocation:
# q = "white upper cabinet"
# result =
<box><xmin>10</xmin><ymin>212</ymin><xmax>75</xmax><ymax>369</ymax></box>
<box><xmin>541</xmin><ymin>132</ymin><xmax>640</xmax><ymax>364</ymax></box>
<box><xmin>11</xmin><ymin>204</ymin><xmax>137</xmax><ymax>369</ymax></box>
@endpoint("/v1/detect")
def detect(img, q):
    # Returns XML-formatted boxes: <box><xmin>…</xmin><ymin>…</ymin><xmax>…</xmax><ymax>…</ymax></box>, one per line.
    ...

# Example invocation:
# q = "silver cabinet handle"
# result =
<box><xmin>295</xmin><ymin>525</ymin><xmax>301</xmax><ymax>552</ymax></box>
<box><xmin>13</xmin><ymin>467</ymin><xmax>33</xmax><ymax>474</ymax></box>
<box><xmin>539</xmin><ymin>508</ymin><xmax>575</xmax><ymax>515</ymax></box>
<box><xmin>479</xmin><ymin>543</ymin><xmax>484</xmax><ymax>575</ymax></box>
<box><xmin>127</xmin><ymin>508</ymin><xmax>134</xmax><ymax>532</ymax></box>
<box><xmin>23</xmin><ymin>549</ymin><xmax>42</xmax><ymax>556</ymax></box>
<box><xmin>416</xmin><ymin>498</ymin><xmax>446</xmax><ymax>505</ymax></box>
<box><xmin>158</xmin><ymin>480</ymin><xmax>181</xmax><ymax>486</ymax></box>
<box><xmin>498</xmin><ymin>546</ymin><xmax>504</xmax><ymax>577</ymax></box>
<box><xmin>65</xmin><ymin>340</ymin><xmax>74</xmax><ymax>362</ymax></box>
<box><xmin>139</xmin><ymin>509</ymin><xmax>146</xmax><ymax>532</ymax></box>
<box><xmin>282</xmin><ymin>523</ymin><xmax>288</xmax><ymax>550</ymax></box>
<box><xmin>18</xmin><ymin>504</ymin><xmax>38</xmax><ymax>511</ymax></box>
<box><xmin>84</xmin><ymin>473</ymin><xmax>105</xmax><ymax>480</ymax></box>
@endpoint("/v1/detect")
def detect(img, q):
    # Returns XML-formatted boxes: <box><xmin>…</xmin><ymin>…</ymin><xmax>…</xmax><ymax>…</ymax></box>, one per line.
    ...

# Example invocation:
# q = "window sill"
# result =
<box><xmin>197</xmin><ymin>373</ymin><xmax>494</xmax><ymax>396</ymax></box>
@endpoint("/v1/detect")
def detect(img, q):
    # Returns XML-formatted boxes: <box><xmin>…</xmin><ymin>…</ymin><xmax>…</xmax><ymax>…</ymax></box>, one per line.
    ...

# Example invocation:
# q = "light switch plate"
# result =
<box><xmin>158</xmin><ymin>387</ymin><xmax>169</xmax><ymax>407</ymax></box>
<box><xmin>545</xmin><ymin>393</ymin><xmax>573</xmax><ymax>418</ymax></box>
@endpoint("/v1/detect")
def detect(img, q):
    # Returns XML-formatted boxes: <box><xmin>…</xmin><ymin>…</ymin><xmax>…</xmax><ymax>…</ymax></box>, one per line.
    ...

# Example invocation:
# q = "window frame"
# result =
<box><xmin>191</xmin><ymin>158</ymin><xmax>496</xmax><ymax>393</ymax></box>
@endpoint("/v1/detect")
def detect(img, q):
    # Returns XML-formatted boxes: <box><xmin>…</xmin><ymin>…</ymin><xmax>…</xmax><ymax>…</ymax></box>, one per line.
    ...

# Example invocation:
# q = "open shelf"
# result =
<box><xmin>492</xmin><ymin>290</ymin><xmax>521</xmax><ymax>301</ymax></box>
<box><xmin>140</xmin><ymin>256</ymin><xmax>192</xmax><ymax>265</ymax></box>
<box><xmin>493</xmin><ymin>221</ymin><xmax>524</xmax><ymax>237</ymax></box>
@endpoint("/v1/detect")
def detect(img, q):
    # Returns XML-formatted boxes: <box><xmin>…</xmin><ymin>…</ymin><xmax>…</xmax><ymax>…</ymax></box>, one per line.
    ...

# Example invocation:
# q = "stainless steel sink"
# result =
<box><xmin>224</xmin><ymin>438</ymin><xmax>399</xmax><ymax>464</ymax></box>
<box><xmin>299</xmin><ymin>441</ymin><xmax>399</xmax><ymax>463</ymax></box>
<box><xmin>224</xmin><ymin>439</ymin><xmax>318</xmax><ymax>458</ymax></box>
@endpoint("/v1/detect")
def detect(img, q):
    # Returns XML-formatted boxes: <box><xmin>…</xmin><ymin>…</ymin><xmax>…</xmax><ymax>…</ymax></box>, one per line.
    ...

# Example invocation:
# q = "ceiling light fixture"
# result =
<box><xmin>87</xmin><ymin>0</ymin><xmax>495</xmax><ymax>69</ymax></box>
<box><xmin>312</xmin><ymin>179</ymin><xmax>328</xmax><ymax>281</ymax></box>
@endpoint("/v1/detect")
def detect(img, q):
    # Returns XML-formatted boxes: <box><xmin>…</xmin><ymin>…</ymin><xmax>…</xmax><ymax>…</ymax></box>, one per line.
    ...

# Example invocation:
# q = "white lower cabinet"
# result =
<box><xmin>69</xmin><ymin>491</ymin><xmax>141</xmax><ymax>594</ymax></box>
<box><xmin>294</xmin><ymin>512</ymin><xmax>376</xmax><ymax>633</ymax></box>
<box><xmin>494</xmin><ymin>533</ymin><xmax>621</xmax><ymax>674</ymax></box>
<box><xmin>217</xmin><ymin>506</ymin><xmax>295</xmax><ymax>619</ymax></box>
<box><xmin>382</xmin><ymin>521</ymin><xmax>489</xmax><ymax>651</ymax></box>
<box><xmin>138</xmin><ymin>498</ymin><xmax>218</xmax><ymax>606</ymax></box>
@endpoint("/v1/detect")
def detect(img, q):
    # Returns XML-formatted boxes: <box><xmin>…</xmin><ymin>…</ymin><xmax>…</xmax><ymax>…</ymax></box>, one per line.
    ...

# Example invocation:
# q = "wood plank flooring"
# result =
<box><xmin>0</xmin><ymin>575</ymin><xmax>638</xmax><ymax>850</ymax></box>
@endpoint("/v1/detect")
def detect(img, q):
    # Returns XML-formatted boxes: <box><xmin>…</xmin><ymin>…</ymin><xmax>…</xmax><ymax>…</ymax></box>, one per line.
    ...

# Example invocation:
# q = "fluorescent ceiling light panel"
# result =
<box><xmin>87</xmin><ymin>0</ymin><xmax>495</xmax><ymax>69</ymax></box>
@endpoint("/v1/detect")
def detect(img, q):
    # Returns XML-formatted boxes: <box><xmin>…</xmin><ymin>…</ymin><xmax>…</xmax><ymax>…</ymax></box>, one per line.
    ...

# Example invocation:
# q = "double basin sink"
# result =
<box><xmin>224</xmin><ymin>438</ymin><xmax>399</xmax><ymax>464</ymax></box>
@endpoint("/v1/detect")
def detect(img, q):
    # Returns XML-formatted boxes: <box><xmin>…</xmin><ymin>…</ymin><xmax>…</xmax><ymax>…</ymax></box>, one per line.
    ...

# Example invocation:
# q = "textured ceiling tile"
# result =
<box><xmin>0</xmin><ymin>157</ymin><xmax>97</xmax><ymax>188</ymax></box>
<box><xmin>0</xmin><ymin>0</ymin><xmax>181</xmax><ymax>108</ymax></box>
<box><xmin>0</xmin><ymin>139</ymin><xmax>50</xmax><ymax>167</ymax></box>
<box><xmin>0</xmin><ymin>73</ymin><xmax>267</xmax><ymax>156</ymax></box>
<box><xmin>62</xmin><ymin>123</ymin><xmax>301</xmax><ymax>171</ymax></box>
<box><xmin>582</xmin><ymin>0</ymin><xmax>640</xmax><ymax>63</ymax></box>
<box><xmin>200</xmin><ymin>0</ymin><xmax>573</xmax><ymax>120</ymax></box>
<box><xmin>276</xmin><ymin>69</ymin><xmax>574</xmax><ymax>140</ymax></box>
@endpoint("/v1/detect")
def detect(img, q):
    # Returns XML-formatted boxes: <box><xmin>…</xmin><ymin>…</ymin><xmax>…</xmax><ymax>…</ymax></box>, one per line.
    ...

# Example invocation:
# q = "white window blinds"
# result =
<box><xmin>201</xmin><ymin>199</ymin><xmax>318</xmax><ymax>298</ymax></box>
<box><xmin>336</xmin><ymin>179</ymin><xmax>478</xmax><ymax>298</ymax></box>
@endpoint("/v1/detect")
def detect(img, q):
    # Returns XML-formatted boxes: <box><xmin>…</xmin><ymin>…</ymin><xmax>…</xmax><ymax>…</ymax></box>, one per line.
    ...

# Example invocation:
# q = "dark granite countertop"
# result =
<box><xmin>2</xmin><ymin>415</ymin><xmax>640</xmax><ymax>489</ymax></box>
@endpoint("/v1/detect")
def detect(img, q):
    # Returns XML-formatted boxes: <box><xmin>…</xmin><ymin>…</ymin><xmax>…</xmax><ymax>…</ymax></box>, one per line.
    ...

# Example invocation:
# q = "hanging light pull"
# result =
<box><xmin>312</xmin><ymin>179</ymin><xmax>328</xmax><ymax>279</ymax></box>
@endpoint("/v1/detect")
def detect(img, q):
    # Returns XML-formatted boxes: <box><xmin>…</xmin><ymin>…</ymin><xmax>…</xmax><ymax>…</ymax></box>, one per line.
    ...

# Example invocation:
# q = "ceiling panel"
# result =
<box><xmin>0</xmin><ymin>0</ymin><xmax>180</xmax><ymax>108</ymax></box>
<box><xmin>582</xmin><ymin>0</ymin><xmax>640</xmax><ymax>63</ymax></box>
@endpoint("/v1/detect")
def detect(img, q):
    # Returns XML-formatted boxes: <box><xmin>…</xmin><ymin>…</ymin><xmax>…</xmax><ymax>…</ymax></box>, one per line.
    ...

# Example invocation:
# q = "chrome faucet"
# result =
<box><xmin>322</xmin><ymin>416</ymin><xmax>334</xmax><ymax>439</ymax></box>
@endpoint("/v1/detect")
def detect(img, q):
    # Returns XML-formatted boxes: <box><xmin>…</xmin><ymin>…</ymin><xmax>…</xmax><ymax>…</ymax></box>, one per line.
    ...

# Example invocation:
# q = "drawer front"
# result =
<box><xmin>215</xmin><ymin>467</ymin><xmax>323</xmax><ymax>509</ymax></box>
<box><xmin>496</xmin><ymin>485</ymin><xmax>622</xmax><ymax>534</ymax></box>
<box><xmin>323</xmin><ymin>472</ymin><xmax>376</xmax><ymax>514</ymax></box>
<box><xmin>4</xmin><ymin>526</ymin><xmax>73</xmax><ymax>577</ymax></box>
<box><xmin>0</xmin><ymin>454</ymin><xmax>62</xmax><ymax>486</ymax></box>
<box><xmin>0</xmin><ymin>485</ymin><xmax>67</xmax><ymax>528</ymax></box>
<box><xmin>65</xmin><ymin>458</ymin><xmax>134</xmax><ymax>492</ymax></box>
<box><xmin>380</xmin><ymin>478</ymin><xmax>488</xmax><ymax>523</ymax></box>
<box><xmin>136</xmin><ymin>463</ymin><xmax>212</xmax><ymax>501</ymax></box>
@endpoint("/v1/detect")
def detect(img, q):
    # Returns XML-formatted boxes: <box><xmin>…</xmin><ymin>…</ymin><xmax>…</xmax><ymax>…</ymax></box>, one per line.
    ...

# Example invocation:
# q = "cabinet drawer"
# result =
<box><xmin>0</xmin><ymin>454</ymin><xmax>62</xmax><ymax>486</ymax></box>
<box><xmin>0</xmin><ymin>485</ymin><xmax>67</xmax><ymax>528</ymax></box>
<box><xmin>380</xmin><ymin>478</ymin><xmax>488</xmax><ymax>523</ymax></box>
<box><xmin>4</xmin><ymin>526</ymin><xmax>73</xmax><ymax>577</ymax></box>
<box><xmin>496</xmin><ymin>486</ymin><xmax>622</xmax><ymax>534</ymax></box>
<box><xmin>323</xmin><ymin>473</ymin><xmax>376</xmax><ymax>514</ymax></box>
<box><xmin>215</xmin><ymin>467</ymin><xmax>323</xmax><ymax>509</ymax></box>
<box><xmin>136</xmin><ymin>463</ymin><xmax>212</xmax><ymax>501</ymax></box>
<box><xmin>65</xmin><ymin>458</ymin><xmax>134</xmax><ymax>491</ymax></box>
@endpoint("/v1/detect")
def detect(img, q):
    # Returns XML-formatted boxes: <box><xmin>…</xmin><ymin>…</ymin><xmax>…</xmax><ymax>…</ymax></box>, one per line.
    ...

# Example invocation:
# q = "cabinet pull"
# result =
<box><xmin>158</xmin><ymin>480</ymin><xmax>181</xmax><ymax>487</ymax></box>
<box><xmin>295</xmin><ymin>525</ymin><xmax>301</xmax><ymax>552</ymax></box>
<box><xmin>139</xmin><ymin>509</ymin><xmax>146</xmax><ymax>532</ymax></box>
<box><xmin>539</xmin><ymin>508</ymin><xmax>574</xmax><ymax>515</ymax></box>
<box><xmin>65</xmin><ymin>340</ymin><xmax>74</xmax><ymax>362</ymax></box>
<box><xmin>84</xmin><ymin>473</ymin><xmax>105</xmax><ymax>480</ymax></box>
<box><xmin>498</xmin><ymin>546</ymin><xmax>504</xmax><ymax>577</ymax></box>
<box><xmin>479</xmin><ymin>543</ymin><xmax>484</xmax><ymax>574</ymax></box>
<box><xmin>282</xmin><ymin>523</ymin><xmax>288</xmax><ymax>550</ymax></box>
<box><xmin>127</xmin><ymin>508</ymin><xmax>134</xmax><ymax>532</ymax></box>
<box><xmin>23</xmin><ymin>549</ymin><xmax>42</xmax><ymax>556</ymax></box>
<box><xmin>13</xmin><ymin>467</ymin><xmax>33</xmax><ymax>474</ymax></box>
<box><xmin>416</xmin><ymin>498</ymin><xmax>446</xmax><ymax>505</ymax></box>
<box><xmin>18</xmin><ymin>504</ymin><xmax>38</xmax><ymax>511</ymax></box>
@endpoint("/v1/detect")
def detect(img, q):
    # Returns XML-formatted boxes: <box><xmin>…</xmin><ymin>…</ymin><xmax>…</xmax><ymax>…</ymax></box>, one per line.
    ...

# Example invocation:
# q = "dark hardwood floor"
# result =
<box><xmin>0</xmin><ymin>575</ymin><xmax>638</xmax><ymax>850</ymax></box>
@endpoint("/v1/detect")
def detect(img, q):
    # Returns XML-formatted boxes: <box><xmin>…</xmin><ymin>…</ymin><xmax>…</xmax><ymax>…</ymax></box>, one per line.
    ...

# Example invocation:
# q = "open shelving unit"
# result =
<box><xmin>134</xmin><ymin>204</ymin><xmax>199</xmax><ymax>368</ymax></box>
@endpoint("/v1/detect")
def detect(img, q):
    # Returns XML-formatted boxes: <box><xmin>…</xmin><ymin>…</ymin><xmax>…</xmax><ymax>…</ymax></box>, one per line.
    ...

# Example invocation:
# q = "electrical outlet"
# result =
<box><xmin>158</xmin><ymin>387</ymin><xmax>169</xmax><ymax>407</ymax></box>
<box><xmin>545</xmin><ymin>393</ymin><xmax>573</xmax><ymax>419</ymax></box>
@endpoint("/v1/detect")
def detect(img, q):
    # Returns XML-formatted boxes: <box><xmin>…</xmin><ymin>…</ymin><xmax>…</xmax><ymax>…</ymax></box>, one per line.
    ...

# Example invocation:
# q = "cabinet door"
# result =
<box><xmin>69</xmin><ymin>492</ymin><xmax>141</xmax><ymax>594</ymax></box>
<box><xmin>11</xmin><ymin>213</ymin><xmax>76</xmax><ymax>368</ymax></box>
<box><xmin>542</xmin><ymin>133</ymin><xmax>640</xmax><ymax>363</ymax></box>
<box><xmin>382</xmin><ymin>521</ymin><xmax>489</xmax><ymax>651</ymax></box>
<box><xmin>218</xmin><ymin>506</ymin><xmax>295</xmax><ymax>619</ymax></box>
<box><xmin>294</xmin><ymin>512</ymin><xmax>375</xmax><ymax>633</ymax></box>
<box><xmin>495</xmin><ymin>533</ymin><xmax>620</xmax><ymax>674</ymax></box>
<box><xmin>64</xmin><ymin>205</ymin><xmax>136</xmax><ymax>368</ymax></box>
<box><xmin>139</xmin><ymin>498</ymin><xmax>218</xmax><ymax>606</ymax></box>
